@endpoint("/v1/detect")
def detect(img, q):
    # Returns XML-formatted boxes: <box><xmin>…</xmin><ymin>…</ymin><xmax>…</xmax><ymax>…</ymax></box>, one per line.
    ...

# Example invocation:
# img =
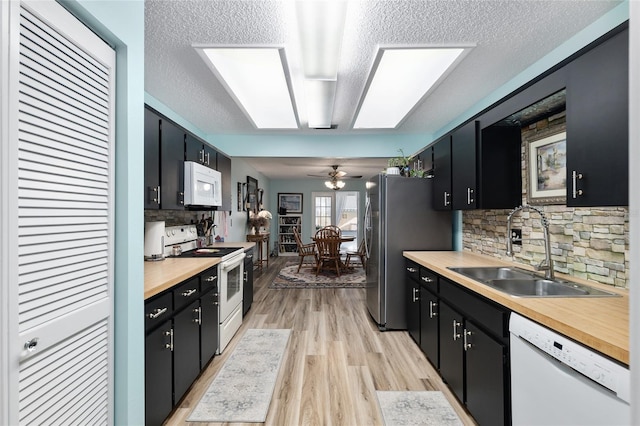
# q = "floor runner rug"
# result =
<box><xmin>269</xmin><ymin>260</ymin><xmax>365</xmax><ymax>289</ymax></box>
<box><xmin>376</xmin><ymin>391</ymin><xmax>463</xmax><ymax>426</ymax></box>
<box><xmin>187</xmin><ymin>329</ymin><xmax>291</xmax><ymax>423</ymax></box>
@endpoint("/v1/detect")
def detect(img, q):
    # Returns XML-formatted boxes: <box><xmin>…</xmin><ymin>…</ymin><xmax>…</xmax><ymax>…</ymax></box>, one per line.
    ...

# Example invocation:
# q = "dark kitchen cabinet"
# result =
<box><xmin>566</xmin><ymin>27</ymin><xmax>628</xmax><ymax>207</ymax></box>
<box><xmin>419</xmin><ymin>268</ymin><xmax>439</xmax><ymax>369</ymax></box>
<box><xmin>200</xmin><ymin>267</ymin><xmax>219</xmax><ymax>368</ymax></box>
<box><xmin>186</xmin><ymin>134</ymin><xmax>216</xmax><ymax>169</ymax></box>
<box><xmin>243</xmin><ymin>249</ymin><xmax>254</xmax><ymax>316</ymax></box>
<box><xmin>405</xmin><ymin>260</ymin><xmax>421</xmax><ymax>344</ymax></box>
<box><xmin>439</xmin><ymin>301</ymin><xmax>465</xmax><ymax>402</ymax></box>
<box><xmin>144</xmin><ymin>323</ymin><xmax>173</xmax><ymax>426</ymax></box>
<box><xmin>451</xmin><ymin>121</ymin><xmax>478</xmax><ymax>210</ymax></box>
<box><xmin>160</xmin><ymin>119</ymin><xmax>186</xmax><ymax>209</ymax></box>
<box><xmin>439</xmin><ymin>276</ymin><xmax>510</xmax><ymax>426</ymax></box>
<box><xmin>217</xmin><ymin>152</ymin><xmax>232</xmax><ymax>211</ymax></box>
<box><xmin>144</xmin><ymin>108</ymin><xmax>161</xmax><ymax>210</ymax></box>
<box><xmin>173</xmin><ymin>299</ymin><xmax>201</xmax><ymax>403</ymax></box>
<box><xmin>432</xmin><ymin>136</ymin><xmax>452</xmax><ymax>210</ymax></box>
<box><xmin>465</xmin><ymin>320</ymin><xmax>508</xmax><ymax>426</ymax></box>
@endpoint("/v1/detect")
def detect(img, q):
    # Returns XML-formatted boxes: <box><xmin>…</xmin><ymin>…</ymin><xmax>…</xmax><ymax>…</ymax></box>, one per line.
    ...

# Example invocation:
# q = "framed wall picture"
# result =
<box><xmin>527</xmin><ymin>132</ymin><xmax>567</xmax><ymax>205</ymax></box>
<box><xmin>278</xmin><ymin>193</ymin><xmax>303</xmax><ymax>214</ymax></box>
<box><xmin>246</xmin><ymin>176</ymin><xmax>258</xmax><ymax>214</ymax></box>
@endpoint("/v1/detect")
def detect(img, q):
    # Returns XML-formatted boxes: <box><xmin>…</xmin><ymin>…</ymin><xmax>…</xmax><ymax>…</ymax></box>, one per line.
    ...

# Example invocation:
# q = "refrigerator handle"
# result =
<box><xmin>364</xmin><ymin>199</ymin><xmax>371</xmax><ymax>259</ymax></box>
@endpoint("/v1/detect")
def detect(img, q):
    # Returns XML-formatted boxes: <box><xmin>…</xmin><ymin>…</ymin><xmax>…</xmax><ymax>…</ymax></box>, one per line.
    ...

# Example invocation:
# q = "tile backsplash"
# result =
<box><xmin>462</xmin><ymin>113</ymin><xmax>629</xmax><ymax>288</ymax></box>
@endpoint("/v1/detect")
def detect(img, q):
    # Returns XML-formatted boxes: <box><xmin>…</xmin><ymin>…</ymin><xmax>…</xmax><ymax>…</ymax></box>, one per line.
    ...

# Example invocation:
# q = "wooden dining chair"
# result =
<box><xmin>345</xmin><ymin>239</ymin><xmax>366</xmax><ymax>270</ymax></box>
<box><xmin>293</xmin><ymin>227</ymin><xmax>317</xmax><ymax>273</ymax></box>
<box><xmin>314</xmin><ymin>227</ymin><xmax>342</xmax><ymax>276</ymax></box>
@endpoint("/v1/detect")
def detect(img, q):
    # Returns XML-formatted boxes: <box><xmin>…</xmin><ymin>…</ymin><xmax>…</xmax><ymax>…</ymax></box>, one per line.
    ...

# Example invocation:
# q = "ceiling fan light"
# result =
<box><xmin>325</xmin><ymin>179</ymin><xmax>345</xmax><ymax>190</ymax></box>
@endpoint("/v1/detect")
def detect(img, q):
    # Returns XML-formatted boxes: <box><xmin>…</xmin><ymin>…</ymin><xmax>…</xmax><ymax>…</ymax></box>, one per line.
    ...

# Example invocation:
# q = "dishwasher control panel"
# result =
<box><xmin>509</xmin><ymin>313</ymin><xmax>630</xmax><ymax>403</ymax></box>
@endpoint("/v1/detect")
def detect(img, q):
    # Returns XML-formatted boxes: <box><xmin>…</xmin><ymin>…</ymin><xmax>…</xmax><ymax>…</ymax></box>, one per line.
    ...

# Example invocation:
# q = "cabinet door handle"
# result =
<box><xmin>156</xmin><ymin>186</ymin><xmax>161</xmax><ymax>205</ymax></box>
<box><xmin>412</xmin><ymin>287</ymin><xmax>419</xmax><ymax>302</ymax></box>
<box><xmin>181</xmin><ymin>289</ymin><xmax>197</xmax><ymax>297</ymax></box>
<box><xmin>571</xmin><ymin>170</ymin><xmax>584</xmax><ymax>199</ymax></box>
<box><xmin>179</xmin><ymin>191</ymin><xmax>184</xmax><ymax>205</ymax></box>
<box><xmin>406</xmin><ymin>267</ymin><xmax>417</xmax><ymax>273</ymax></box>
<box><xmin>464</xmin><ymin>329</ymin><xmax>473</xmax><ymax>351</ymax></box>
<box><xmin>452</xmin><ymin>320</ymin><xmax>461</xmax><ymax>341</ymax></box>
<box><xmin>205</xmin><ymin>152</ymin><xmax>211</xmax><ymax>165</ymax></box>
<box><xmin>421</xmin><ymin>276</ymin><xmax>433</xmax><ymax>283</ymax></box>
<box><xmin>165</xmin><ymin>329</ymin><xmax>174</xmax><ymax>351</ymax></box>
<box><xmin>429</xmin><ymin>301</ymin><xmax>438</xmax><ymax>318</ymax></box>
<box><xmin>444</xmin><ymin>191</ymin><xmax>450</xmax><ymax>206</ymax></box>
<box><xmin>205</xmin><ymin>275</ymin><xmax>217</xmax><ymax>282</ymax></box>
<box><xmin>199</xmin><ymin>149</ymin><xmax>205</xmax><ymax>163</ymax></box>
<box><xmin>467</xmin><ymin>187</ymin><xmax>474</xmax><ymax>205</ymax></box>
<box><xmin>24</xmin><ymin>338</ymin><xmax>39</xmax><ymax>352</ymax></box>
<box><xmin>148</xmin><ymin>307</ymin><xmax>167</xmax><ymax>319</ymax></box>
<box><xmin>193</xmin><ymin>307</ymin><xmax>201</xmax><ymax>324</ymax></box>
<box><xmin>150</xmin><ymin>186</ymin><xmax>159</xmax><ymax>203</ymax></box>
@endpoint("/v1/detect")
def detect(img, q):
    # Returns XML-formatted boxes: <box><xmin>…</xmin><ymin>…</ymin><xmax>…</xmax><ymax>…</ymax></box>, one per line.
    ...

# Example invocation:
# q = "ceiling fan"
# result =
<box><xmin>308</xmin><ymin>165</ymin><xmax>363</xmax><ymax>180</ymax></box>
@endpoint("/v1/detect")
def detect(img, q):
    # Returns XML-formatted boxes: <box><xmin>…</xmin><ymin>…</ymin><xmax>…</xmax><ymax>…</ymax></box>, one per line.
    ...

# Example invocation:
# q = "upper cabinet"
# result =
<box><xmin>144</xmin><ymin>107</ymin><xmax>185</xmax><ymax>210</ymax></box>
<box><xmin>186</xmin><ymin>134</ymin><xmax>216</xmax><ymax>169</ymax></box>
<box><xmin>432</xmin><ymin>136</ymin><xmax>452</xmax><ymax>210</ymax></box>
<box><xmin>144</xmin><ymin>109</ymin><xmax>161</xmax><ymax>209</ymax></box>
<box><xmin>432</xmin><ymin>120</ymin><xmax>520</xmax><ymax>211</ymax></box>
<box><xmin>451</xmin><ymin>121</ymin><xmax>478</xmax><ymax>210</ymax></box>
<box><xmin>565</xmin><ymin>27</ymin><xmax>628</xmax><ymax>207</ymax></box>
<box><xmin>144</xmin><ymin>105</ymin><xmax>232</xmax><ymax>211</ymax></box>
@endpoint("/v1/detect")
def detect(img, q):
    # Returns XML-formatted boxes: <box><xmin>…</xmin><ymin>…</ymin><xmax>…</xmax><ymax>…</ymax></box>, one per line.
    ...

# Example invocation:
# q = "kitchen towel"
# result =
<box><xmin>187</xmin><ymin>328</ymin><xmax>291</xmax><ymax>423</ymax></box>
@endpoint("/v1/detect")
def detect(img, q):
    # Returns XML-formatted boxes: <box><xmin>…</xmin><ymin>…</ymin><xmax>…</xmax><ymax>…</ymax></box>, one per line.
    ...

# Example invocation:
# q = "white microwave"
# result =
<box><xmin>184</xmin><ymin>161</ymin><xmax>222</xmax><ymax>207</ymax></box>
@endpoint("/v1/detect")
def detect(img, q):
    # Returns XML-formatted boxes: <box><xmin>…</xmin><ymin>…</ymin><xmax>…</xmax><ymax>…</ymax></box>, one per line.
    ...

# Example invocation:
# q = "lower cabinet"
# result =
<box><xmin>243</xmin><ymin>250</ymin><xmax>254</xmax><ymax>316</ymax></box>
<box><xmin>144</xmin><ymin>323</ymin><xmax>173</xmax><ymax>426</ymax></box>
<box><xmin>407</xmin><ymin>263</ymin><xmax>511</xmax><ymax>426</ymax></box>
<box><xmin>419</xmin><ymin>285</ymin><xmax>439</xmax><ymax>369</ymax></box>
<box><xmin>173</xmin><ymin>300</ymin><xmax>201</xmax><ymax>403</ymax></box>
<box><xmin>145</xmin><ymin>265</ymin><xmax>221</xmax><ymax>426</ymax></box>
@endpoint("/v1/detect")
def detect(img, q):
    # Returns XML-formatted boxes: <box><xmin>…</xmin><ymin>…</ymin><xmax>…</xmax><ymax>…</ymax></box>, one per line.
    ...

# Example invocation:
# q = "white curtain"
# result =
<box><xmin>335</xmin><ymin>192</ymin><xmax>348</xmax><ymax>227</ymax></box>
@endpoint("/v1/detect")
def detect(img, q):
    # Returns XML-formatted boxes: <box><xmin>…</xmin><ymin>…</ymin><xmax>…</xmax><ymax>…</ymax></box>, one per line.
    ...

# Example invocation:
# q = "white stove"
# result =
<box><xmin>164</xmin><ymin>224</ymin><xmax>245</xmax><ymax>353</ymax></box>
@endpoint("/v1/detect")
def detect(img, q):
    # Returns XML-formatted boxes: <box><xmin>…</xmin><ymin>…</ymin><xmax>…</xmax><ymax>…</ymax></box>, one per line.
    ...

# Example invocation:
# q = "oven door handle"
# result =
<box><xmin>221</xmin><ymin>252</ymin><xmax>246</xmax><ymax>271</ymax></box>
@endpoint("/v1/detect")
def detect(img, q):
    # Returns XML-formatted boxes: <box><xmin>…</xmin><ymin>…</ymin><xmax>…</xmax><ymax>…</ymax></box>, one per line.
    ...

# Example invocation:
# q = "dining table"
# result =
<box><xmin>311</xmin><ymin>235</ymin><xmax>356</xmax><ymax>273</ymax></box>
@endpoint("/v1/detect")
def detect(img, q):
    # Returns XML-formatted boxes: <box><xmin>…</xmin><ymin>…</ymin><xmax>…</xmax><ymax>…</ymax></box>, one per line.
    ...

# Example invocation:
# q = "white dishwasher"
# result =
<box><xmin>509</xmin><ymin>313</ymin><xmax>630</xmax><ymax>425</ymax></box>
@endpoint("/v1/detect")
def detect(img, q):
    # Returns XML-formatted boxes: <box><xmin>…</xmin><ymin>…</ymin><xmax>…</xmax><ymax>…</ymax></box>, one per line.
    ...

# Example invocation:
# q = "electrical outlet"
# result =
<box><xmin>511</xmin><ymin>229</ymin><xmax>522</xmax><ymax>245</ymax></box>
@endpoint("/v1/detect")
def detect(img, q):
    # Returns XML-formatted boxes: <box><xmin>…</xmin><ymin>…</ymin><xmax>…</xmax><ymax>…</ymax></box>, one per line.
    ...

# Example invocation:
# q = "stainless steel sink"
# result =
<box><xmin>447</xmin><ymin>266</ymin><xmax>619</xmax><ymax>298</ymax></box>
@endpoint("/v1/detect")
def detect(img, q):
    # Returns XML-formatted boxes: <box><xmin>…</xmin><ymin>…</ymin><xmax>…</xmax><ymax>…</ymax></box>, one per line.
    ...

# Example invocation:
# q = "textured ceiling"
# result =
<box><xmin>144</xmin><ymin>0</ymin><xmax>621</xmax><ymax>178</ymax></box>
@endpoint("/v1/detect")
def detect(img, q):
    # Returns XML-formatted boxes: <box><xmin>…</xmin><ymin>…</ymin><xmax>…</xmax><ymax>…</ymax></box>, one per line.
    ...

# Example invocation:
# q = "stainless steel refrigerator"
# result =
<box><xmin>365</xmin><ymin>174</ymin><xmax>452</xmax><ymax>330</ymax></box>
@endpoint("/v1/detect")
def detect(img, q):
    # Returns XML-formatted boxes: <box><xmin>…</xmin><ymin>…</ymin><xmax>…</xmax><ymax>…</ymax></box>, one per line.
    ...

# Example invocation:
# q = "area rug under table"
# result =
<box><xmin>269</xmin><ymin>260</ymin><xmax>365</xmax><ymax>289</ymax></box>
<box><xmin>187</xmin><ymin>328</ymin><xmax>291</xmax><ymax>423</ymax></box>
<box><xmin>376</xmin><ymin>391</ymin><xmax>463</xmax><ymax>426</ymax></box>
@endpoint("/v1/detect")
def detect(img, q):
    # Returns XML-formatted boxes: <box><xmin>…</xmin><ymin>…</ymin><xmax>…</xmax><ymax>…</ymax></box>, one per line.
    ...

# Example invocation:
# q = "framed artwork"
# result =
<box><xmin>278</xmin><ymin>193</ymin><xmax>303</xmax><ymax>214</ymax></box>
<box><xmin>246</xmin><ymin>176</ymin><xmax>258</xmax><ymax>214</ymax></box>
<box><xmin>527</xmin><ymin>132</ymin><xmax>567</xmax><ymax>205</ymax></box>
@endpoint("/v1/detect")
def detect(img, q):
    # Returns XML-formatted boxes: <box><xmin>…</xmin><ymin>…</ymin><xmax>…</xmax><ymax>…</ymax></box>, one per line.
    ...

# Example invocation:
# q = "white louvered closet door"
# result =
<box><xmin>13</xmin><ymin>1</ymin><xmax>115</xmax><ymax>424</ymax></box>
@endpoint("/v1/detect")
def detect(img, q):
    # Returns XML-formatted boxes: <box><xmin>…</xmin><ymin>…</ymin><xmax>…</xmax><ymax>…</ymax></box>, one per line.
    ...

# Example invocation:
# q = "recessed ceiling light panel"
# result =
<box><xmin>196</xmin><ymin>47</ymin><xmax>298</xmax><ymax>129</ymax></box>
<box><xmin>353</xmin><ymin>47</ymin><xmax>470</xmax><ymax>129</ymax></box>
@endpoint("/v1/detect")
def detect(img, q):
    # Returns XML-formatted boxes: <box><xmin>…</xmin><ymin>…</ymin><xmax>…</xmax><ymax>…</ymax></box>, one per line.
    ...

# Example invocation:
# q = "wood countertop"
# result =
<box><xmin>404</xmin><ymin>251</ymin><xmax>629</xmax><ymax>365</ymax></box>
<box><xmin>144</xmin><ymin>242</ymin><xmax>255</xmax><ymax>299</ymax></box>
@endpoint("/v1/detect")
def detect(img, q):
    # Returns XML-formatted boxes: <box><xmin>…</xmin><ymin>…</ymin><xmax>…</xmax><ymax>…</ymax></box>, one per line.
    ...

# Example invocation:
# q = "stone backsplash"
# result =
<box><xmin>144</xmin><ymin>209</ymin><xmax>212</xmax><ymax>227</ymax></box>
<box><xmin>462</xmin><ymin>113</ymin><xmax>630</xmax><ymax>288</ymax></box>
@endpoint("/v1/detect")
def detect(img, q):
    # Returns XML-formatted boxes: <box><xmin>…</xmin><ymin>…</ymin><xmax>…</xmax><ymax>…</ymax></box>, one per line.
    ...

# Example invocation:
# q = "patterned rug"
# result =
<box><xmin>187</xmin><ymin>329</ymin><xmax>291</xmax><ymax>423</ymax></box>
<box><xmin>269</xmin><ymin>260</ymin><xmax>366</xmax><ymax>289</ymax></box>
<box><xmin>376</xmin><ymin>391</ymin><xmax>463</xmax><ymax>426</ymax></box>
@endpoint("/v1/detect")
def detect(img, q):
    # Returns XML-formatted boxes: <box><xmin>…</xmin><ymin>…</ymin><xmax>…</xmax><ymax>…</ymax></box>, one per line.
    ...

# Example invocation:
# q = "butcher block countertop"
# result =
<box><xmin>404</xmin><ymin>251</ymin><xmax>629</xmax><ymax>365</ymax></box>
<box><xmin>144</xmin><ymin>242</ymin><xmax>255</xmax><ymax>299</ymax></box>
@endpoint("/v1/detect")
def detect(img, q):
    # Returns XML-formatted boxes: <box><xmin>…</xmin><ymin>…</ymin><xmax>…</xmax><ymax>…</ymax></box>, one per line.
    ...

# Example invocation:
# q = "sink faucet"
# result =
<box><xmin>506</xmin><ymin>204</ymin><xmax>554</xmax><ymax>280</ymax></box>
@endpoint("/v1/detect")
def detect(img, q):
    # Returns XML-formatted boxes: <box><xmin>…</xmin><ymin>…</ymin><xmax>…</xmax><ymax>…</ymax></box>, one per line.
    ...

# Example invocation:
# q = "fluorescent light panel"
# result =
<box><xmin>295</xmin><ymin>0</ymin><xmax>347</xmax><ymax>79</ymax></box>
<box><xmin>354</xmin><ymin>48</ymin><xmax>466</xmax><ymax>129</ymax></box>
<box><xmin>304</xmin><ymin>79</ymin><xmax>337</xmax><ymax>128</ymax></box>
<box><xmin>199</xmin><ymin>47</ymin><xmax>297</xmax><ymax>129</ymax></box>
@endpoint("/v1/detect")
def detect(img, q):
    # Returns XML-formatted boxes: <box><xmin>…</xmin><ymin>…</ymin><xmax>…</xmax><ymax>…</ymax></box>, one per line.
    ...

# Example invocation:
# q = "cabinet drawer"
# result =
<box><xmin>439</xmin><ymin>278</ymin><xmax>509</xmax><ymax>340</ymax></box>
<box><xmin>419</xmin><ymin>268</ymin><xmax>438</xmax><ymax>293</ymax></box>
<box><xmin>200</xmin><ymin>267</ymin><xmax>218</xmax><ymax>294</ymax></box>
<box><xmin>145</xmin><ymin>292</ymin><xmax>172</xmax><ymax>332</ymax></box>
<box><xmin>405</xmin><ymin>260</ymin><xmax>420</xmax><ymax>282</ymax></box>
<box><xmin>173</xmin><ymin>277</ymin><xmax>200</xmax><ymax>311</ymax></box>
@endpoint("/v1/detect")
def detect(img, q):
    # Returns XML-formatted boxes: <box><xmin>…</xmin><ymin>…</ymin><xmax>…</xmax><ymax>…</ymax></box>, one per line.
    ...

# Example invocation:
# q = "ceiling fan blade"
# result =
<box><xmin>334</xmin><ymin>170</ymin><xmax>347</xmax><ymax>178</ymax></box>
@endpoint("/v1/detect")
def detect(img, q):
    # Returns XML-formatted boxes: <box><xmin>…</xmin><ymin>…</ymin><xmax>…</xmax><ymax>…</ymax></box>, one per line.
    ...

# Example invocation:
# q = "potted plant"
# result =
<box><xmin>387</xmin><ymin>149</ymin><xmax>413</xmax><ymax>176</ymax></box>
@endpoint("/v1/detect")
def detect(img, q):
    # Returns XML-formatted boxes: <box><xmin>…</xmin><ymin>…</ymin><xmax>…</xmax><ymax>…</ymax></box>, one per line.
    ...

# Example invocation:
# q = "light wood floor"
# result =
<box><xmin>165</xmin><ymin>256</ymin><xmax>476</xmax><ymax>426</ymax></box>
